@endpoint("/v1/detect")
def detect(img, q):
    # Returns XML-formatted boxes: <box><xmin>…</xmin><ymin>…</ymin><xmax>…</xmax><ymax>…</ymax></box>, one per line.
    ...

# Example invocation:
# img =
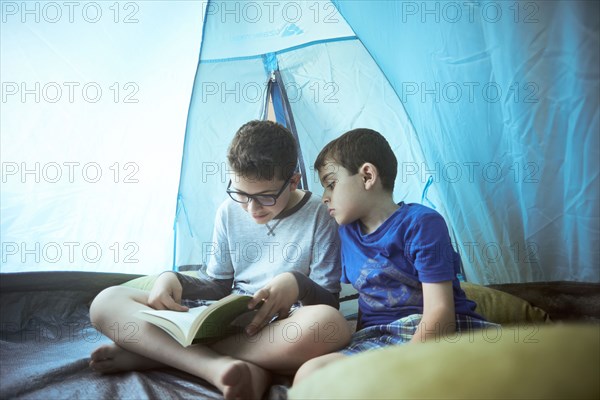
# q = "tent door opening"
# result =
<box><xmin>263</xmin><ymin>68</ymin><xmax>309</xmax><ymax>191</ymax></box>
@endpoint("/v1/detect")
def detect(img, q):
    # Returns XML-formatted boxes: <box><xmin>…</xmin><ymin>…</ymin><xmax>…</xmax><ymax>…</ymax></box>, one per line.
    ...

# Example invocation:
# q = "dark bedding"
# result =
<box><xmin>0</xmin><ymin>272</ymin><xmax>289</xmax><ymax>399</ymax></box>
<box><xmin>3</xmin><ymin>272</ymin><xmax>598</xmax><ymax>399</ymax></box>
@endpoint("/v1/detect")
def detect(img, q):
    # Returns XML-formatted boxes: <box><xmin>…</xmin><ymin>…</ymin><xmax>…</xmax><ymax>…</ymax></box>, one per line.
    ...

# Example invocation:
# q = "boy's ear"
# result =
<box><xmin>359</xmin><ymin>163</ymin><xmax>378</xmax><ymax>190</ymax></box>
<box><xmin>289</xmin><ymin>173</ymin><xmax>301</xmax><ymax>190</ymax></box>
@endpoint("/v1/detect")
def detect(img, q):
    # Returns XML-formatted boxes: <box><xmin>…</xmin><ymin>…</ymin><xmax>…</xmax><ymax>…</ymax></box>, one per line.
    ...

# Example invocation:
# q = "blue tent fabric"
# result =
<box><xmin>331</xmin><ymin>0</ymin><xmax>599</xmax><ymax>283</ymax></box>
<box><xmin>175</xmin><ymin>0</ymin><xmax>599</xmax><ymax>284</ymax></box>
<box><xmin>174</xmin><ymin>2</ymin><xmax>427</xmax><ymax>271</ymax></box>
<box><xmin>0</xmin><ymin>2</ymin><xmax>204</xmax><ymax>275</ymax></box>
<box><xmin>1</xmin><ymin>1</ymin><xmax>597</xmax><ymax>285</ymax></box>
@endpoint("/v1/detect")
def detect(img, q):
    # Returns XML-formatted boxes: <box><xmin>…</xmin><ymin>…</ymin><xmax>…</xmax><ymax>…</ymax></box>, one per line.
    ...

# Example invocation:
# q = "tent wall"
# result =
<box><xmin>3</xmin><ymin>1</ymin><xmax>598</xmax><ymax>285</ymax></box>
<box><xmin>334</xmin><ymin>0</ymin><xmax>600</xmax><ymax>283</ymax></box>
<box><xmin>174</xmin><ymin>58</ymin><xmax>267</xmax><ymax>266</ymax></box>
<box><xmin>174</xmin><ymin>1</ymin><xmax>428</xmax><ymax>268</ymax></box>
<box><xmin>1</xmin><ymin>2</ymin><xmax>204</xmax><ymax>274</ymax></box>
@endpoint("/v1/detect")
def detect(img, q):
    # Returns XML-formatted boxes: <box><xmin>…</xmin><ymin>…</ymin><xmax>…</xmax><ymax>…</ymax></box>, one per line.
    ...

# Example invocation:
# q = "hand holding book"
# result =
<box><xmin>136</xmin><ymin>294</ymin><xmax>258</xmax><ymax>347</ymax></box>
<box><xmin>137</xmin><ymin>272</ymin><xmax>303</xmax><ymax>346</ymax></box>
<box><xmin>147</xmin><ymin>272</ymin><xmax>189</xmax><ymax>312</ymax></box>
<box><xmin>245</xmin><ymin>272</ymin><xmax>300</xmax><ymax>335</ymax></box>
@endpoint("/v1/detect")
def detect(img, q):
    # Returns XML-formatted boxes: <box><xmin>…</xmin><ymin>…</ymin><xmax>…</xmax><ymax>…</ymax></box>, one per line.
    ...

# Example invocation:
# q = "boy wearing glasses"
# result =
<box><xmin>89</xmin><ymin>120</ymin><xmax>350</xmax><ymax>400</ymax></box>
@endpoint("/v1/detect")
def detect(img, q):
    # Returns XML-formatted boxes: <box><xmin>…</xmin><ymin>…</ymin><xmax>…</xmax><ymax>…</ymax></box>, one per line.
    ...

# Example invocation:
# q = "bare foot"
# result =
<box><xmin>89</xmin><ymin>343</ymin><xmax>164</xmax><ymax>373</ymax></box>
<box><xmin>219</xmin><ymin>359</ymin><xmax>271</xmax><ymax>400</ymax></box>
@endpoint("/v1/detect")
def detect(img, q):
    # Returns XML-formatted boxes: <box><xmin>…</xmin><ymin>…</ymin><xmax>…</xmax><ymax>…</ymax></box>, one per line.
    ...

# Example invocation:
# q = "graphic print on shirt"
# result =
<box><xmin>354</xmin><ymin>258</ymin><xmax>423</xmax><ymax>312</ymax></box>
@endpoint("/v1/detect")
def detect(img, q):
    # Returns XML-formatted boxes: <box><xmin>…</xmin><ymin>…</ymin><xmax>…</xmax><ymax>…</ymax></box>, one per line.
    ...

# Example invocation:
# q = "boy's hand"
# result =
<box><xmin>147</xmin><ymin>272</ymin><xmax>189</xmax><ymax>312</ymax></box>
<box><xmin>246</xmin><ymin>272</ymin><xmax>299</xmax><ymax>335</ymax></box>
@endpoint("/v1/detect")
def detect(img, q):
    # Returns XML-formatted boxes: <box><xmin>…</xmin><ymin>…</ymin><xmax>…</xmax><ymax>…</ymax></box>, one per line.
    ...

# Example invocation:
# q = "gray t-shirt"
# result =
<box><xmin>204</xmin><ymin>191</ymin><xmax>341</xmax><ymax>295</ymax></box>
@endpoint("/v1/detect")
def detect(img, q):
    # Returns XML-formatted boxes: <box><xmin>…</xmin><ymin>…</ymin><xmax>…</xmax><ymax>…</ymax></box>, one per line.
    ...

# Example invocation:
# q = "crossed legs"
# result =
<box><xmin>89</xmin><ymin>286</ymin><xmax>351</xmax><ymax>399</ymax></box>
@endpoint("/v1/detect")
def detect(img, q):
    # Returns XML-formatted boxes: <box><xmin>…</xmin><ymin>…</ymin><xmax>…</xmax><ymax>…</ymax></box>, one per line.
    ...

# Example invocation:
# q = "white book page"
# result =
<box><xmin>140</xmin><ymin>305</ymin><xmax>209</xmax><ymax>335</ymax></box>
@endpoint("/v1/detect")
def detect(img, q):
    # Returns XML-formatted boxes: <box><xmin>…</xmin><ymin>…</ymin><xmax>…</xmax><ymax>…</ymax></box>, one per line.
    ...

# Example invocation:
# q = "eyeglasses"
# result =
<box><xmin>226</xmin><ymin>179</ymin><xmax>291</xmax><ymax>206</ymax></box>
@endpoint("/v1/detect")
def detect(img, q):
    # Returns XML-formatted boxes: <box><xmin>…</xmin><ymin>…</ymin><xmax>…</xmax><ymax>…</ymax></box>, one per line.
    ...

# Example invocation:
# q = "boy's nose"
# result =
<box><xmin>248</xmin><ymin>198</ymin><xmax>263</xmax><ymax>212</ymax></box>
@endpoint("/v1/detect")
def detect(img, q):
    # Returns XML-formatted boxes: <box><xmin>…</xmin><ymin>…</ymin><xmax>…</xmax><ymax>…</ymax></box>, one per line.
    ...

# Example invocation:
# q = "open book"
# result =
<box><xmin>136</xmin><ymin>294</ymin><xmax>258</xmax><ymax>347</ymax></box>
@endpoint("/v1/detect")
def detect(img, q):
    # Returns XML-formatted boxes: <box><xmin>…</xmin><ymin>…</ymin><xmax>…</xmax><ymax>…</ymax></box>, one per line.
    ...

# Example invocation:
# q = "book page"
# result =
<box><xmin>139</xmin><ymin>305</ymin><xmax>209</xmax><ymax>339</ymax></box>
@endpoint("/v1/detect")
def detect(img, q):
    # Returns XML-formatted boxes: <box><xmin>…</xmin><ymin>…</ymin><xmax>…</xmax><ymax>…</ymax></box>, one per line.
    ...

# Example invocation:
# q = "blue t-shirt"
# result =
<box><xmin>339</xmin><ymin>202</ymin><xmax>482</xmax><ymax>327</ymax></box>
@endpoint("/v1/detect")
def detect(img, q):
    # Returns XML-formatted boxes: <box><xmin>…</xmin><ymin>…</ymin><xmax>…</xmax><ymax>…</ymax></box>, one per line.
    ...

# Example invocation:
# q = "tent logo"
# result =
<box><xmin>281</xmin><ymin>23</ymin><xmax>303</xmax><ymax>37</ymax></box>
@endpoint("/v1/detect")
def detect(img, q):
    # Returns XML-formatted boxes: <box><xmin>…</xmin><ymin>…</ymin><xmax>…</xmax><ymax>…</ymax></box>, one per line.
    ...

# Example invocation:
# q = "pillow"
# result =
<box><xmin>289</xmin><ymin>324</ymin><xmax>600</xmax><ymax>400</ymax></box>
<box><xmin>121</xmin><ymin>271</ymin><xmax>199</xmax><ymax>292</ymax></box>
<box><xmin>460</xmin><ymin>282</ymin><xmax>550</xmax><ymax>324</ymax></box>
<box><xmin>122</xmin><ymin>276</ymin><xmax>549</xmax><ymax>324</ymax></box>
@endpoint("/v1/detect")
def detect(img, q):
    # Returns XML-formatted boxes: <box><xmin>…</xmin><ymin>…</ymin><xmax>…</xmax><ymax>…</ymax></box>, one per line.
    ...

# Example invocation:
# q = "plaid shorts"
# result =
<box><xmin>341</xmin><ymin>314</ymin><xmax>500</xmax><ymax>355</ymax></box>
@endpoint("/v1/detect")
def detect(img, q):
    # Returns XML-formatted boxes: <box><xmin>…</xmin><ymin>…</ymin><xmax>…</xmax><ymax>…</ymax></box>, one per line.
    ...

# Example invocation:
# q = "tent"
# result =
<box><xmin>8</xmin><ymin>0</ymin><xmax>595</xmax><ymax>285</ymax></box>
<box><xmin>1</xmin><ymin>1</ymin><xmax>599</xmax><ymax>399</ymax></box>
<box><xmin>2</xmin><ymin>1</ymin><xmax>598</xmax><ymax>285</ymax></box>
<box><xmin>174</xmin><ymin>0</ymin><xmax>599</xmax><ymax>285</ymax></box>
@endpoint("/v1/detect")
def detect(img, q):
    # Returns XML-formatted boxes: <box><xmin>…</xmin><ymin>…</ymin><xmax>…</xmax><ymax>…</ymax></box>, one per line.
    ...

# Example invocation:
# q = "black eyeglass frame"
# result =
<box><xmin>226</xmin><ymin>178</ymin><xmax>292</xmax><ymax>206</ymax></box>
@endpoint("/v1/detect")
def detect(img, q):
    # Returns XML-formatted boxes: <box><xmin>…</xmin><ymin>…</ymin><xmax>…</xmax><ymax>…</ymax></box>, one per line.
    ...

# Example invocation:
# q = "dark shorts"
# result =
<box><xmin>181</xmin><ymin>298</ymin><xmax>301</xmax><ymax>323</ymax></box>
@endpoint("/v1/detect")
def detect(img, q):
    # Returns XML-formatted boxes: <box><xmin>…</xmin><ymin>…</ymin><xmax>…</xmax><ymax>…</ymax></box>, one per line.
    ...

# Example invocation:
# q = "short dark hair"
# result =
<box><xmin>228</xmin><ymin>120</ymin><xmax>298</xmax><ymax>181</ymax></box>
<box><xmin>314</xmin><ymin>128</ymin><xmax>398</xmax><ymax>192</ymax></box>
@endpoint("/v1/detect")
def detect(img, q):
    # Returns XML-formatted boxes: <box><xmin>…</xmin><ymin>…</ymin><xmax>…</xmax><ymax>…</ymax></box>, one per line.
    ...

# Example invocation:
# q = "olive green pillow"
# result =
<box><xmin>289</xmin><ymin>324</ymin><xmax>599</xmax><ymax>400</ymax></box>
<box><xmin>121</xmin><ymin>271</ymin><xmax>199</xmax><ymax>291</ymax></box>
<box><xmin>122</xmin><ymin>276</ymin><xmax>550</xmax><ymax>324</ymax></box>
<box><xmin>460</xmin><ymin>282</ymin><xmax>550</xmax><ymax>324</ymax></box>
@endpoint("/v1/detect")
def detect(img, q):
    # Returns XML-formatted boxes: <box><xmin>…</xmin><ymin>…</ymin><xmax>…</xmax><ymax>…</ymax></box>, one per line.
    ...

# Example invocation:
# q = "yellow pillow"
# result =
<box><xmin>289</xmin><ymin>324</ymin><xmax>599</xmax><ymax>400</ymax></box>
<box><xmin>460</xmin><ymin>282</ymin><xmax>550</xmax><ymax>324</ymax></box>
<box><xmin>122</xmin><ymin>276</ymin><xmax>549</xmax><ymax>324</ymax></box>
<box><xmin>121</xmin><ymin>271</ymin><xmax>199</xmax><ymax>292</ymax></box>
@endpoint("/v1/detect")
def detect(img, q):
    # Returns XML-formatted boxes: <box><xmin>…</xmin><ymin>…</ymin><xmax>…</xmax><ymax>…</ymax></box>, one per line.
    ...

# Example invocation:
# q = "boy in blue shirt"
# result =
<box><xmin>294</xmin><ymin>128</ymin><xmax>495</xmax><ymax>383</ymax></box>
